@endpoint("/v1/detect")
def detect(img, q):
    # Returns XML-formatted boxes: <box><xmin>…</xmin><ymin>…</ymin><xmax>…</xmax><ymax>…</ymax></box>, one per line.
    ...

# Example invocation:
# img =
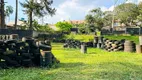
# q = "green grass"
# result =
<box><xmin>65</xmin><ymin>34</ymin><xmax>139</xmax><ymax>44</ymax></box>
<box><xmin>1</xmin><ymin>43</ymin><xmax>142</xmax><ymax>80</ymax></box>
<box><xmin>65</xmin><ymin>34</ymin><xmax>94</xmax><ymax>42</ymax></box>
<box><xmin>104</xmin><ymin>35</ymin><xmax>139</xmax><ymax>44</ymax></box>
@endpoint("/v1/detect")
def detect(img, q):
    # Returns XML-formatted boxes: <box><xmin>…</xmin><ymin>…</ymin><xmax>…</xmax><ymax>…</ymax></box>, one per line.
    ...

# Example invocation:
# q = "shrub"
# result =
<box><xmin>55</xmin><ymin>21</ymin><xmax>73</xmax><ymax>32</ymax></box>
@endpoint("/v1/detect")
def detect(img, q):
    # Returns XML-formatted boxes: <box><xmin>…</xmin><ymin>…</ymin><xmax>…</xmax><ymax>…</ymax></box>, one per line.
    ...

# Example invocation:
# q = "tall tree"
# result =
<box><xmin>85</xmin><ymin>8</ymin><xmax>104</xmax><ymax>31</ymax></box>
<box><xmin>137</xmin><ymin>2</ymin><xmax>142</xmax><ymax>25</ymax></box>
<box><xmin>103</xmin><ymin>11</ymin><xmax>113</xmax><ymax>27</ymax></box>
<box><xmin>20</xmin><ymin>0</ymin><xmax>56</xmax><ymax>30</ymax></box>
<box><xmin>15</xmin><ymin>0</ymin><xmax>18</xmax><ymax>29</ymax></box>
<box><xmin>5</xmin><ymin>5</ymin><xmax>13</xmax><ymax>22</ymax></box>
<box><xmin>114</xmin><ymin>3</ymin><xmax>139</xmax><ymax>26</ymax></box>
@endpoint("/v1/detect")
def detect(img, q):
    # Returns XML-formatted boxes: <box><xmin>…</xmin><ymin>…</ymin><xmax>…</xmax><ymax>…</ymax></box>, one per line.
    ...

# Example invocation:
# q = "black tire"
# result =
<box><xmin>21</xmin><ymin>59</ymin><xmax>32</xmax><ymax>67</ymax></box>
<box><xmin>21</xmin><ymin>53</ymin><xmax>31</xmax><ymax>59</ymax></box>
<box><xmin>39</xmin><ymin>45</ymin><xmax>51</xmax><ymax>51</ymax></box>
<box><xmin>5</xmin><ymin>40</ymin><xmax>17</xmax><ymax>45</ymax></box>
<box><xmin>16</xmin><ymin>49</ymin><xmax>27</xmax><ymax>54</ymax></box>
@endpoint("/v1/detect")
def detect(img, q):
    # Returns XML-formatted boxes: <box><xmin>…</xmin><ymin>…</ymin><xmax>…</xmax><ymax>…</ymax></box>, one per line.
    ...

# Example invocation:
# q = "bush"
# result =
<box><xmin>55</xmin><ymin>21</ymin><xmax>73</xmax><ymax>32</ymax></box>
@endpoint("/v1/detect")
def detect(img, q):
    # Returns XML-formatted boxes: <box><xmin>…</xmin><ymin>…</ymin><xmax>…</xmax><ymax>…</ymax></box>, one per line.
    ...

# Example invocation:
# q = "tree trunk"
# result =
<box><xmin>1</xmin><ymin>0</ymin><xmax>5</xmax><ymax>29</ymax></box>
<box><xmin>29</xmin><ymin>11</ymin><xmax>33</xmax><ymax>30</ymax></box>
<box><xmin>15</xmin><ymin>0</ymin><xmax>18</xmax><ymax>29</ymax></box>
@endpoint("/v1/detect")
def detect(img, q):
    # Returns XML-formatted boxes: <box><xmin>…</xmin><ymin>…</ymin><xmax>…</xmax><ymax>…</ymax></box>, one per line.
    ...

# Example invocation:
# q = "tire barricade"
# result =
<box><xmin>63</xmin><ymin>39</ymin><xmax>81</xmax><ymax>49</ymax></box>
<box><xmin>94</xmin><ymin>36</ymin><xmax>137</xmax><ymax>53</ymax></box>
<box><xmin>63</xmin><ymin>39</ymin><xmax>93</xmax><ymax>49</ymax></box>
<box><xmin>63</xmin><ymin>37</ymin><xmax>139</xmax><ymax>53</ymax></box>
<box><xmin>0</xmin><ymin>38</ymin><xmax>59</xmax><ymax>69</ymax></box>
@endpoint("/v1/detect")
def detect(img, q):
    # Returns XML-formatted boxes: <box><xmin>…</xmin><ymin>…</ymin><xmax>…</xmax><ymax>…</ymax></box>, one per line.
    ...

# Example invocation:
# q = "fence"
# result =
<box><xmin>0</xmin><ymin>29</ymin><xmax>38</xmax><ymax>39</ymax></box>
<box><xmin>101</xmin><ymin>27</ymin><xmax>142</xmax><ymax>35</ymax></box>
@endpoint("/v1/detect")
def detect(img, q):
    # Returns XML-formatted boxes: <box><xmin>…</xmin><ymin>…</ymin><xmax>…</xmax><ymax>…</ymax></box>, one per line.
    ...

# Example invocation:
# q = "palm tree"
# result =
<box><xmin>5</xmin><ymin>5</ymin><xmax>13</xmax><ymax>22</ymax></box>
<box><xmin>20</xmin><ymin>0</ymin><xmax>56</xmax><ymax>30</ymax></box>
<box><xmin>15</xmin><ymin>0</ymin><xmax>18</xmax><ymax>29</ymax></box>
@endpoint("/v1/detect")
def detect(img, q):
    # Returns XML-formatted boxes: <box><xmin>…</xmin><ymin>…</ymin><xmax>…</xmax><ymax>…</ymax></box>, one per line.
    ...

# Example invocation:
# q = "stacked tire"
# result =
<box><xmin>93</xmin><ymin>36</ymin><xmax>125</xmax><ymax>52</ymax></box>
<box><xmin>63</xmin><ymin>39</ymin><xmax>81</xmax><ymax>49</ymax></box>
<box><xmin>0</xmin><ymin>38</ymin><xmax>59</xmax><ymax>69</ymax></box>
<box><xmin>38</xmin><ymin>41</ymin><xmax>59</xmax><ymax>67</ymax></box>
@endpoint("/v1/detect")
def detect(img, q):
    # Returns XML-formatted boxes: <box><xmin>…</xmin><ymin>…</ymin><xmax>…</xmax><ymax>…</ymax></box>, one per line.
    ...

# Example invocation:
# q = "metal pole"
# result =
<box><xmin>111</xmin><ymin>0</ymin><xmax>118</xmax><ymax>33</ymax></box>
<box><xmin>15</xmin><ymin>0</ymin><xmax>18</xmax><ymax>29</ymax></box>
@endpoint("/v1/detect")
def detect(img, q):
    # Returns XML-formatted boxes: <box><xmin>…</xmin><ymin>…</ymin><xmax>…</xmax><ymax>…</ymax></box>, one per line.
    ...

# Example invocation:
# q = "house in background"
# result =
<box><xmin>67</xmin><ymin>20</ymin><xmax>85</xmax><ymax>25</ymax></box>
<box><xmin>6</xmin><ymin>20</ymin><xmax>26</xmax><ymax>29</ymax></box>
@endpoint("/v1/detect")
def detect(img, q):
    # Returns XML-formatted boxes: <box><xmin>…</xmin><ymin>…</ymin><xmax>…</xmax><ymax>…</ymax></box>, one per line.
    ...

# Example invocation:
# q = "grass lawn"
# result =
<box><xmin>1</xmin><ymin>43</ymin><xmax>142</xmax><ymax>80</ymax></box>
<box><xmin>65</xmin><ymin>34</ymin><xmax>139</xmax><ymax>44</ymax></box>
<box><xmin>104</xmin><ymin>35</ymin><xmax>139</xmax><ymax>44</ymax></box>
<box><xmin>65</xmin><ymin>34</ymin><xmax>94</xmax><ymax>42</ymax></box>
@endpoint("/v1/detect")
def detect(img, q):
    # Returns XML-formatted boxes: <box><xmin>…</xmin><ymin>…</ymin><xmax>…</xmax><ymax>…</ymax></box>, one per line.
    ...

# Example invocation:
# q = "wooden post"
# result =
<box><xmin>139</xmin><ymin>36</ymin><xmax>142</xmax><ymax>45</ymax></box>
<box><xmin>136</xmin><ymin>45</ymin><xmax>142</xmax><ymax>54</ymax></box>
<box><xmin>81</xmin><ymin>42</ymin><xmax>87</xmax><ymax>54</ymax></box>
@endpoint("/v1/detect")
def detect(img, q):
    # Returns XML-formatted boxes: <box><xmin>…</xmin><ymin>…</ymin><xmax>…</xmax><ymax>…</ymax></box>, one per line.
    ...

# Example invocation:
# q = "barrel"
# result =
<box><xmin>136</xmin><ymin>45</ymin><xmax>142</xmax><ymax>53</ymax></box>
<box><xmin>124</xmin><ymin>41</ymin><xmax>134</xmax><ymax>52</ymax></box>
<box><xmin>139</xmin><ymin>36</ymin><xmax>142</xmax><ymax>45</ymax></box>
<box><xmin>81</xmin><ymin>43</ymin><xmax>87</xmax><ymax>54</ymax></box>
<box><xmin>40</xmin><ymin>51</ymin><xmax>52</xmax><ymax>67</ymax></box>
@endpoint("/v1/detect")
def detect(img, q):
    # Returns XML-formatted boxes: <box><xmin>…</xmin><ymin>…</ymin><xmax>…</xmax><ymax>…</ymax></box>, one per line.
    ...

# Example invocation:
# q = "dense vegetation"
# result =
<box><xmin>55</xmin><ymin>21</ymin><xmax>73</xmax><ymax>32</ymax></box>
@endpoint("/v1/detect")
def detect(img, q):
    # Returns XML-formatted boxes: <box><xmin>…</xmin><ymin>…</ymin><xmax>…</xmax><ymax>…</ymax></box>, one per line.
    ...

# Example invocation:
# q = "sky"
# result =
<box><xmin>4</xmin><ymin>0</ymin><xmax>142</xmax><ymax>24</ymax></box>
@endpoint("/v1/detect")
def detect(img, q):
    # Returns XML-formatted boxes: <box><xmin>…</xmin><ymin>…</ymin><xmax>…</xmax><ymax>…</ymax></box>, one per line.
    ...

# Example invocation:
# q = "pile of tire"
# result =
<box><xmin>102</xmin><ymin>39</ymin><xmax>125</xmax><ymax>52</ymax></box>
<box><xmin>63</xmin><ymin>39</ymin><xmax>81</xmax><ymax>49</ymax></box>
<box><xmin>93</xmin><ymin>36</ymin><xmax>125</xmax><ymax>52</ymax></box>
<box><xmin>0</xmin><ymin>38</ymin><xmax>59</xmax><ymax>69</ymax></box>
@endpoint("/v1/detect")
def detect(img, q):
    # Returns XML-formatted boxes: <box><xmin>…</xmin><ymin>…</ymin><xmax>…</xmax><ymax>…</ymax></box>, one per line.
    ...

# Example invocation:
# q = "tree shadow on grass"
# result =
<box><xmin>92</xmin><ymin>62</ymin><xmax>142</xmax><ymax>79</ymax></box>
<box><xmin>98</xmin><ymin>62</ymin><xmax>142</xmax><ymax>71</ymax></box>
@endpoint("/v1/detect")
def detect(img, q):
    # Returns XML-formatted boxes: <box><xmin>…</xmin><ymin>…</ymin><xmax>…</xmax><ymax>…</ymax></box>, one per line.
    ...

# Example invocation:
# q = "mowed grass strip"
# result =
<box><xmin>104</xmin><ymin>35</ymin><xmax>139</xmax><ymax>44</ymax></box>
<box><xmin>1</xmin><ymin>43</ymin><xmax>142</xmax><ymax>80</ymax></box>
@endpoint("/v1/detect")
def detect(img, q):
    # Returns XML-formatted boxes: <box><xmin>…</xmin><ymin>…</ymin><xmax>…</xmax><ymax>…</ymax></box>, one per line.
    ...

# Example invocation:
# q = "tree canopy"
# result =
<box><xmin>55</xmin><ymin>21</ymin><xmax>73</xmax><ymax>31</ymax></box>
<box><xmin>20</xmin><ymin>0</ymin><xmax>56</xmax><ymax>30</ymax></box>
<box><xmin>114</xmin><ymin>3</ymin><xmax>139</xmax><ymax>25</ymax></box>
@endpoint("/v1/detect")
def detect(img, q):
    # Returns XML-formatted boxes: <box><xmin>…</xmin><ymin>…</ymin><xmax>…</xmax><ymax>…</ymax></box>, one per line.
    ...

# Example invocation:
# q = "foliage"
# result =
<box><xmin>1</xmin><ymin>43</ymin><xmax>142</xmax><ymax>80</ymax></box>
<box><xmin>73</xmin><ymin>23</ymin><xmax>89</xmax><ymax>34</ymax></box>
<box><xmin>32</xmin><ymin>20</ymin><xmax>54</xmax><ymax>32</ymax></box>
<box><xmin>5</xmin><ymin>5</ymin><xmax>13</xmax><ymax>17</ymax></box>
<box><xmin>19</xmin><ymin>20</ymin><xmax>54</xmax><ymax>33</ymax></box>
<box><xmin>104</xmin><ymin>35</ymin><xmax>139</xmax><ymax>44</ymax></box>
<box><xmin>55</xmin><ymin>21</ymin><xmax>73</xmax><ymax>31</ymax></box>
<box><xmin>114</xmin><ymin>3</ymin><xmax>139</xmax><ymax>25</ymax></box>
<box><xmin>65</xmin><ymin>34</ymin><xmax>94</xmax><ymax>42</ymax></box>
<box><xmin>85</xmin><ymin>8</ymin><xmax>104</xmax><ymax>31</ymax></box>
<box><xmin>103</xmin><ymin>11</ymin><xmax>113</xmax><ymax>27</ymax></box>
<box><xmin>136</xmin><ymin>2</ymin><xmax>142</xmax><ymax>26</ymax></box>
<box><xmin>20</xmin><ymin>0</ymin><xmax>56</xmax><ymax>30</ymax></box>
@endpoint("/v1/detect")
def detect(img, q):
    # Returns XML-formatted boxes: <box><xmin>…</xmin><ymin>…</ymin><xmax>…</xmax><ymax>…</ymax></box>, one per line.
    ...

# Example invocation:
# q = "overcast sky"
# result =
<box><xmin>5</xmin><ymin>0</ymin><xmax>141</xmax><ymax>24</ymax></box>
